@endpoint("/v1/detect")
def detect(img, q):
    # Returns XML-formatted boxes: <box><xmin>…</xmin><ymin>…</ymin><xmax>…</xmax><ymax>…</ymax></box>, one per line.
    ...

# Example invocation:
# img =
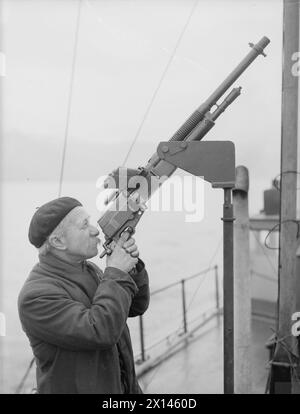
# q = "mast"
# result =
<box><xmin>272</xmin><ymin>0</ymin><xmax>299</xmax><ymax>394</ymax></box>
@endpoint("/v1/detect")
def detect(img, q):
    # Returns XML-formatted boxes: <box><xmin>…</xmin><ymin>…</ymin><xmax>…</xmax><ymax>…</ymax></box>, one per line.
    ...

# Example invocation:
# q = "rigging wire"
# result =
<box><xmin>121</xmin><ymin>0</ymin><xmax>200</xmax><ymax>167</ymax></box>
<box><xmin>264</xmin><ymin>219</ymin><xmax>300</xmax><ymax>250</ymax></box>
<box><xmin>272</xmin><ymin>170</ymin><xmax>300</xmax><ymax>191</ymax></box>
<box><xmin>85</xmin><ymin>0</ymin><xmax>211</xmax><ymax>76</ymax></box>
<box><xmin>58</xmin><ymin>0</ymin><xmax>82</xmax><ymax>196</ymax></box>
<box><xmin>180</xmin><ymin>236</ymin><xmax>222</xmax><ymax>323</ymax></box>
<box><xmin>15</xmin><ymin>1</ymin><xmax>83</xmax><ymax>394</ymax></box>
<box><xmin>15</xmin><ymin>357</ymin><xmax>35</xmax><ymax>394</ymax></box>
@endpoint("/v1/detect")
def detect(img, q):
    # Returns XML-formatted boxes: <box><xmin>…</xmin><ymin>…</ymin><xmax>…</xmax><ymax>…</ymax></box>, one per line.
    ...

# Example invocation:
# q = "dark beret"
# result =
<box><xmin>28</xmin><ymin>197</ymin><xmax>82</xmax><ymax>248</ymax></box>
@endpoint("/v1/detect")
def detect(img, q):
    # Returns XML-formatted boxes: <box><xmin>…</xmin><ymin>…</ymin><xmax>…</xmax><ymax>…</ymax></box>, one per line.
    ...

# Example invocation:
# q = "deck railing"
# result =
<box><xmin>135</xmin><ymin>266</ymin><xmax>277</xmax><ymax>367</ymax></box>
<box><xmin>135</xmin><ymin>265</ymin><xmax>220</xmax><ymax>364</ymax></box>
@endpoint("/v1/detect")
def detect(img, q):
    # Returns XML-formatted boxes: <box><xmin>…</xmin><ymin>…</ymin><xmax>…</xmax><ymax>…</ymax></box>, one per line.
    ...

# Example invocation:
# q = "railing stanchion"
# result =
<box><xmin>181</xmin><ymin>279</ymin><xmax>188</xmax><ymax>334</ymax></box>
<box><xmin>136</xmin><ymin>266</ymin><xmax>218</xmax><ymax>363</ymax></box>
<box><xmin>139</xmin><ymin>315</ymin><xmax>146</xmax><ymax>362</ymax></box>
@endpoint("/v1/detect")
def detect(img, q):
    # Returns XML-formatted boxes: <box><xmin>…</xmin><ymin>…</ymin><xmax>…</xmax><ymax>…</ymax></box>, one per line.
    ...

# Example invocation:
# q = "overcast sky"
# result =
<box><xmin>1</xmin><ymin>0</ymin><xmax>299</xmax><ymax>214</ymax></box>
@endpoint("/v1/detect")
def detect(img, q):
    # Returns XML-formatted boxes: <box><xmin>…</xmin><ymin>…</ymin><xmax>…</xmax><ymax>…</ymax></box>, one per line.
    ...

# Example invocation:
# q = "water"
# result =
<box><xmin>0</xmin><ymin>179</ymin><xmax>224</xmax><ymax>393</ymax></box>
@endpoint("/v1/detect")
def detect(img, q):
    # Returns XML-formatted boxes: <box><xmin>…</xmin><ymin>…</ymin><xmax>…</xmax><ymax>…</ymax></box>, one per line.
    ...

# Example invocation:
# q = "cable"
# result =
<box><xmin>252</xmin><ymin>230</ymin><xmax>278</xmax><ymax>275</ymax></box>
<box><xmin>58</xmin><ymin>0</ymin><xmax>82</xmax><ymax>196</ymax></box>
<box><xmin>15</xmin><ymin>357</ymin><xmax>35</xmax><ymax>394</ymax></box>
<box><xmin>121</xmin><ymin>0</ymin><xmax>200</xmax><ymax>167</ymax></box>
<box><xmin>182</xmin><ymin>237</ymin><xmax>222</xmax><ymax>318</ymax></box>
<box><xmin>264</xmin><ymin>219</ymin><xmax>300</xmax><ymax>250</ymax></box>
<box><xmin>183</xmin><ymin>237</ymin><xmax>222</xmax><ymax>314</ymax></box>
<box><xmin>272</xmin><ymin>170</ymin><xmax>300</xmax><ymax>191</ymax></box>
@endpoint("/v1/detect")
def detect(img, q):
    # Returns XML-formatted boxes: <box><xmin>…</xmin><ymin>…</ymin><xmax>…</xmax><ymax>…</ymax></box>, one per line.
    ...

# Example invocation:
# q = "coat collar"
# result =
<box><xmin>38</xmin><ymin>252</ymin><xmax>99</xmax><ymax>300</ymax></box>
<box><xmin>39</xmin><ymin>251</ymin><xmax>88</xmax><ymax>274</ymax></box>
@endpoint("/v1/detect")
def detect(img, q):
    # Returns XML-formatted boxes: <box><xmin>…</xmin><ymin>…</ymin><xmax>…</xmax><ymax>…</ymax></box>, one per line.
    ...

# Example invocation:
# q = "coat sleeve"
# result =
<box><xmin>18</xmin><ymin>267</ymin><xmax>138</xmax><ymax>352</ymax></box>
<box><xmin>128</xmin><ymin>259</ymin><xmax>150</xmax><ymax>317</ymax></box>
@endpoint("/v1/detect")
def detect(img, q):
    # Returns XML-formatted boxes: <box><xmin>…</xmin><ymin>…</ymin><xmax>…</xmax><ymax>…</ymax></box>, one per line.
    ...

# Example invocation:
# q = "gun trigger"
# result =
<box><xmin>123</xmin><ymin>226</ymin><xmax>135</xmax><ymax>235</ymax></box>
<box><xmin>99</xmin><ymin>240</ymin><xmax>113</xmax><ymax>258</ymax></box>
<box><xmin>99</xmin><ymin>249</ymin><xmax>108</xmax><ymax>258</ymax></box>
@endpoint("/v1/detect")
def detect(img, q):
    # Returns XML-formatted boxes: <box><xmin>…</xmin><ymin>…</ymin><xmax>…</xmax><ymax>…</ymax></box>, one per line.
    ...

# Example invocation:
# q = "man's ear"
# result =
<box><xmin>48</xmin><ymin>234</ymin><xmax>67</xmax><ymax>251</ymax></box>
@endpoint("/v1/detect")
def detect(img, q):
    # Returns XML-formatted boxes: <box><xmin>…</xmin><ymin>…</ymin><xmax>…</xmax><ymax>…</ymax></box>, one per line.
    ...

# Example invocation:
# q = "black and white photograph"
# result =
<box><xmin>0</xmin><ymin>0</ymin><xmax>300</xmax><ymax>398</ymax></box>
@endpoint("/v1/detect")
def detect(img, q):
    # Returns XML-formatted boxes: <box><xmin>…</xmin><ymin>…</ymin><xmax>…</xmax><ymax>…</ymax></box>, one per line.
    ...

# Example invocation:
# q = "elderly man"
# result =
<box><xmin>18</xmin><ymin>197</ymin><xmax>150</xmax><ymax>394</ymax></box>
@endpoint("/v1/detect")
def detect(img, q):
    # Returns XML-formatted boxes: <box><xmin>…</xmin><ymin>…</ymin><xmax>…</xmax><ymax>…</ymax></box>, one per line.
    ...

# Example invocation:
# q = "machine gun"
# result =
<box><xmin>98</xmin><ymin>36</ymin><xmax>270</xmax><ymax>257</ymax></box>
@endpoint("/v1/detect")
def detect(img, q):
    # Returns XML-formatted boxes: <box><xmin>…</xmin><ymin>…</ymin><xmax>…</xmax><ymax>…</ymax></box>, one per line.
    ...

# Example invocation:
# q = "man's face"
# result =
<box><xmin>62</xmin><ymin>207</ymin><xmax>100</xmax><ymax>261</ymax></box>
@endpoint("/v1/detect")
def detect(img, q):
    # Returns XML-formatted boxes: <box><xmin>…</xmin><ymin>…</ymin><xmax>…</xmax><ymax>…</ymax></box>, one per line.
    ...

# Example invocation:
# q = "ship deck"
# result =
<box><xmin>138</xmin><ymin>311</ymin><xmax>275</xmax><ymax>394</ymax></box>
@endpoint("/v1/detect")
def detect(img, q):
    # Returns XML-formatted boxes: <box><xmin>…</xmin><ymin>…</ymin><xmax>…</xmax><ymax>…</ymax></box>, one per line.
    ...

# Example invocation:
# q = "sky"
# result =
<box><xmin>1</xmin><ymin>0</ymin><xmax>292</xmax><ymax>216</ymax></box>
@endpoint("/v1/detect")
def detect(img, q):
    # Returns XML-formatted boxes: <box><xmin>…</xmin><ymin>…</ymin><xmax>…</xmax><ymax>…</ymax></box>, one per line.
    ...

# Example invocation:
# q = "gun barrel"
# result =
<box><xmin>185</xmin><ymin>87</ymin><xmax>242</xmax><ymax>142</ymax></box>
<box><xmin>145</xmin><ymin>36</ymin><xmax>270</xmax><ymax>171</ymax></box>
<box><xmin>200</xmin><ymin>37</ymin><xmax>269</xmax><ymax>111</ymax></box>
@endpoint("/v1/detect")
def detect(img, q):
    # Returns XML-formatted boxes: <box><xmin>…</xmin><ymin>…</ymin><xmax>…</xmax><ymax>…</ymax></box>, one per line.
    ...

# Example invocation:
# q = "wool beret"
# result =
<box><xmin>28</xmin><ymin>197</ymin><xmax>82</xmax><ymax>248</ymax></box>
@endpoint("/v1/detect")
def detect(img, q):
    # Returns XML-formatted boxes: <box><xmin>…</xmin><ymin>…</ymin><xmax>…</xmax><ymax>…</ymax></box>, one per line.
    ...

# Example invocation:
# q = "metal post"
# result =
<box><xmin>181</xmin><ymin>279</ymin><xmax>188</xmax><ymax>334</ymax></box>
<box><xmin>139</xmin><ymin>315</ymin><xmax>146</xmax><ymax>362</ymax></box>
<box><xmin>233</xmin><ymin>166</ymin><xmax>251</xmax><ymax>394</ymax></box>
<box><xmin>214</xmin><ymin>265</ymin><xmax>220</xmax><ymax>311</ymax></box>
<box><xmin>297</xmin><ymin>246</ymin><xmax>300</xmax><ymax>312</ymax></box>
<box><xmin>222</xmin><ymin>188</ymin><xmax>234</xmax><ymax>394</ymax></box>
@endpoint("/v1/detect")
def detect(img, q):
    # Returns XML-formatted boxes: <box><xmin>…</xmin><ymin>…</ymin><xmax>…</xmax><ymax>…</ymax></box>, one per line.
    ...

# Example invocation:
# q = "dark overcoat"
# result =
<box><xmin>18</xmin><ymin>253</ymin><xmax>150</xmax><ymax>394</ymax></box>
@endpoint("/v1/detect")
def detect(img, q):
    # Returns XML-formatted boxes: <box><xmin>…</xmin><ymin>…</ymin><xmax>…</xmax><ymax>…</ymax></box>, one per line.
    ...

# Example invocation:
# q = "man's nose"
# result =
<box><xmin>90</xmin><ymin>225</ymin><xmax>99</xmax><ymax>236</ymax></box>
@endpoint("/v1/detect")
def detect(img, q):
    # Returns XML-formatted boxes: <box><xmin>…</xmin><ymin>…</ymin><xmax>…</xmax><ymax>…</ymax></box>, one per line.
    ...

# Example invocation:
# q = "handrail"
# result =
<box><xmin>135</xmin><ymin>306</ymin><xmax>219</xmax><ymax>360</ymax></box>
<box><xmin>150</xmin><ymin>266</ymin><xmax>216</xmax><ymax>296</ymax></box>
<box><xmin>251</xmin><ymin>269</ymin><xmax>277</xmax><ymax>283</ymax></box>
<box><xmin>137</xmin><ymin>265</ymin><xmax>220</xmax><ymax>363</ymax></box>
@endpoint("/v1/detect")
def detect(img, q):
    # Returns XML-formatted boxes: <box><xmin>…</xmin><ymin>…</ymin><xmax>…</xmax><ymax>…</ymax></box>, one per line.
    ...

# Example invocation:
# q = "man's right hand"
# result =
<box><xmin>106</xmin><ymin>233</ymin><xmax>138</xmax><ymax>273</ymax></box>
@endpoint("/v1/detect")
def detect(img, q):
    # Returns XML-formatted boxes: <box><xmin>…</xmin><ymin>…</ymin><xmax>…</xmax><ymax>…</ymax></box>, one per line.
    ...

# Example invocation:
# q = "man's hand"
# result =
<box><xmin>122</xmin><ymin>237</ymin><xmax>139</xmax><ymax>258</ymax></box>
<box><xmin>106</xmin><ymin>233</ymin><xmax>139</xmax><ymax>273</ymax></box>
